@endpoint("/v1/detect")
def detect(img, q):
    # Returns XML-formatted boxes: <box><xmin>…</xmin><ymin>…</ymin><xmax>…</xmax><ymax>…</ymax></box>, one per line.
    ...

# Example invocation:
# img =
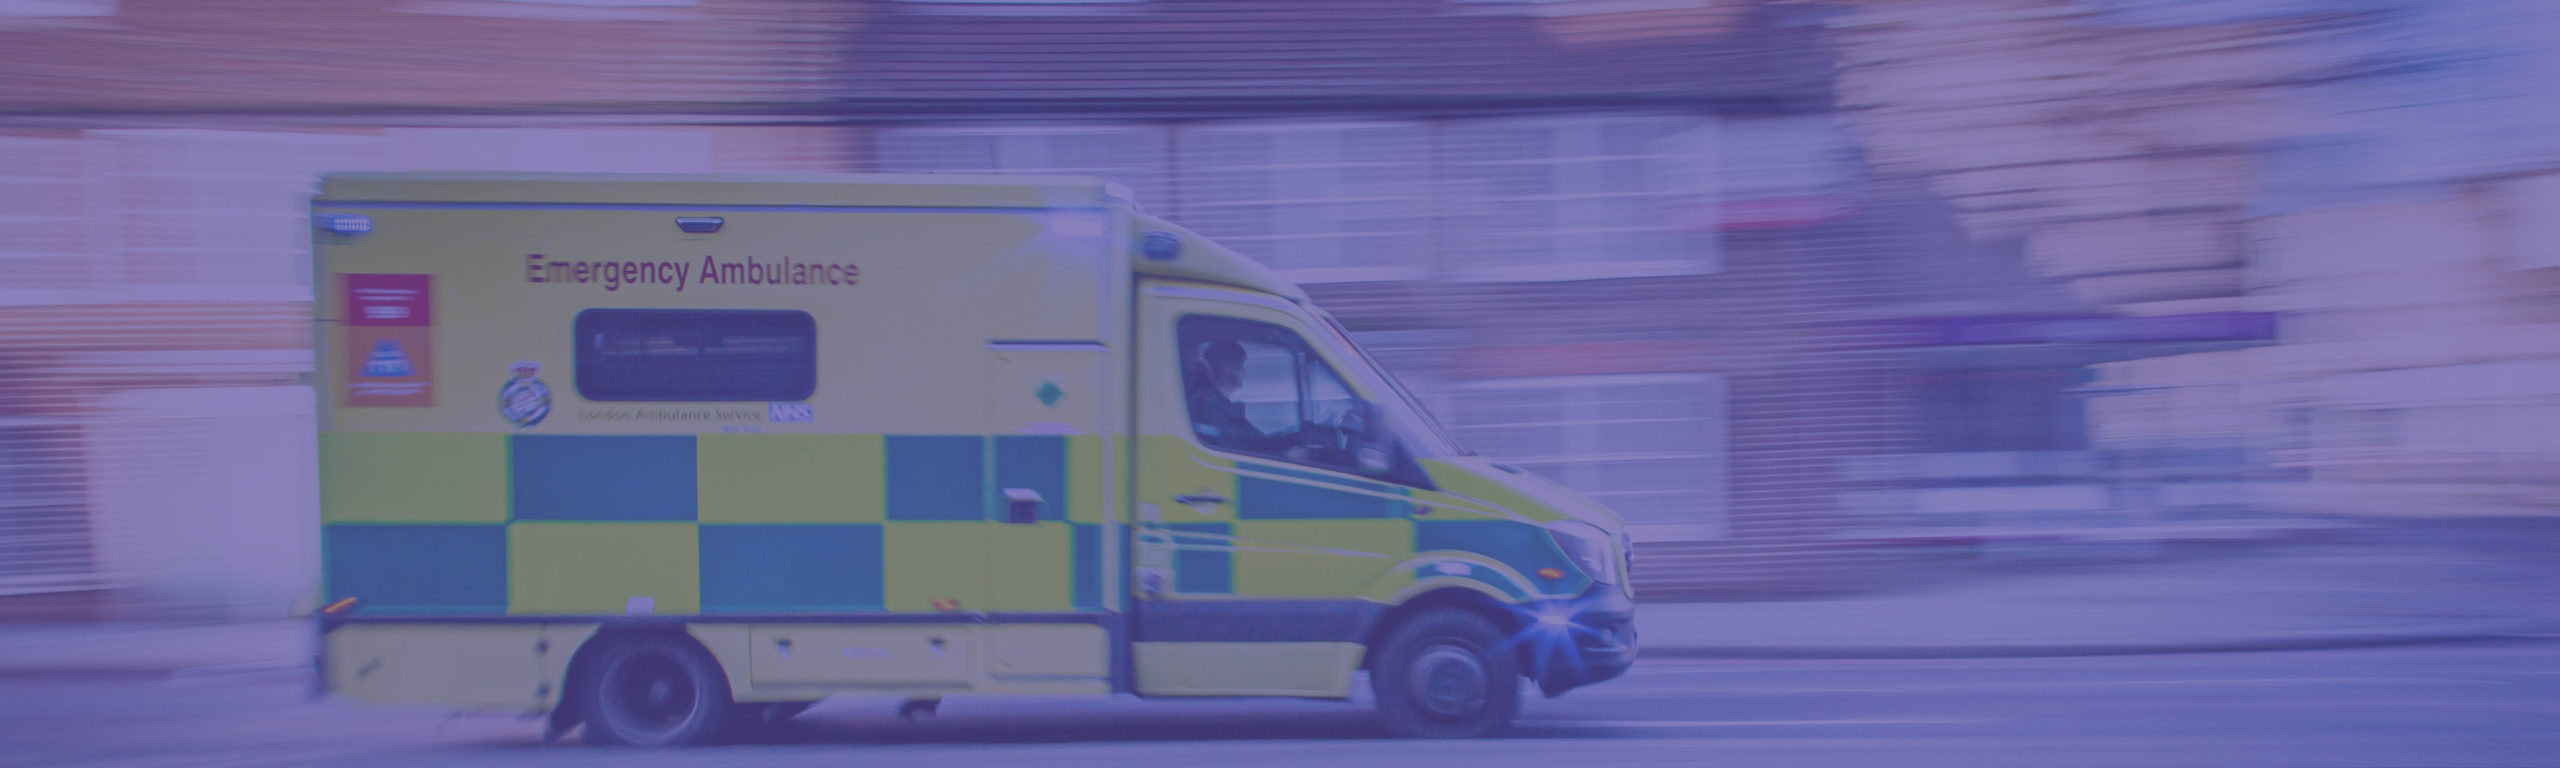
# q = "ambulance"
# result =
<box><xmin>309</xmin><ymin>172</ymin><xmax>1636</xmax><ymax>745</ymax></box>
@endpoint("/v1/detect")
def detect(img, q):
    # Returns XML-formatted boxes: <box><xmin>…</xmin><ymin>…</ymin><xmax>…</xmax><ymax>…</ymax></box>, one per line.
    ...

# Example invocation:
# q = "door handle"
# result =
<box><xmin>1172</xmin><ymin>493</ymin><xmax>1228</xmax><ymax>506</ymax></box>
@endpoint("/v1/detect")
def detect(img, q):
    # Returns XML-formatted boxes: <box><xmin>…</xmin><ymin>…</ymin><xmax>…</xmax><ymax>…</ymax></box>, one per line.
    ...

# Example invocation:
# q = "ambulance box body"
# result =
<box><xmin>311</xmin><ymin>172</ymin><xmax>1634</xmax><ymax>744</ymax></box>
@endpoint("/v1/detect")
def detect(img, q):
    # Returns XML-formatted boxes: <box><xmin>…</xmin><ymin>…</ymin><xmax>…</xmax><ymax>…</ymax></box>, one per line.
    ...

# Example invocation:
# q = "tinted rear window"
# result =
<box><xmin>573</xmin><ymin>309</ymin><xmax>817</xmax><ymax>402</ymax></box>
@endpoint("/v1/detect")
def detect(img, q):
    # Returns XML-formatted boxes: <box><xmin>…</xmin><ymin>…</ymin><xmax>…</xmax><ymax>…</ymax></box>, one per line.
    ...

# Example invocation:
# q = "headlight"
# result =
<box><xmin>1544</xmin><ymin>521</ymin><xmax>1620</xmax><ymax>585</ymax></box>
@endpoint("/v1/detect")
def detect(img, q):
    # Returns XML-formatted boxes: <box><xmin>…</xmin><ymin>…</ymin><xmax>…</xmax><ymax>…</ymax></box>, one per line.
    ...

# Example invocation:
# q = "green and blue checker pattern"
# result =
<box><xmin>319</xmin><ymin>432</ymin><xmax>1106</xmax><ymax>617</ymax></box>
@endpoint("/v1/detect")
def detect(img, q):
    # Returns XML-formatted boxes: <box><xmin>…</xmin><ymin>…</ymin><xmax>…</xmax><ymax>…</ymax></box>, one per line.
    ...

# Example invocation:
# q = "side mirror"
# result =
<box><xmin>1346</xmin><ymin>401</ymin><xmax>1392</xmax><ymax>476</ymax></box>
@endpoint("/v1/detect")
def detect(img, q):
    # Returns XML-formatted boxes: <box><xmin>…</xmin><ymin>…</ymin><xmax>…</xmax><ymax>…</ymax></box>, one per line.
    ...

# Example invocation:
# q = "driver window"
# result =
<box><xmin>1178</xmin><ymin>314</ymin><xmax>1370</xmax><ymax>475</ymax></box>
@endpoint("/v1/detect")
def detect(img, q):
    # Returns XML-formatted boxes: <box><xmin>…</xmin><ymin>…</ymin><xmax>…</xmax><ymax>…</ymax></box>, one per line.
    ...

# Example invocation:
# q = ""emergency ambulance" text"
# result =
<box><xmin>525</xmin><ymin>254</ymin><xmax>859</xmax><ymax>292</ymax></box>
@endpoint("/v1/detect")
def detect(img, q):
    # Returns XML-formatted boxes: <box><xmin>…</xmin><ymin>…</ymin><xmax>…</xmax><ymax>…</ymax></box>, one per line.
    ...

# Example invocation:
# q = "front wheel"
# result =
<box><xmin>581</xmin><ymin>635</ymin><xmax>735</xmax><ymax>747</ymax></box>
<box><xmin>1371</xmin><ymin>608</ymin><xmax>1521</xmax><ymax>739</ymax></box>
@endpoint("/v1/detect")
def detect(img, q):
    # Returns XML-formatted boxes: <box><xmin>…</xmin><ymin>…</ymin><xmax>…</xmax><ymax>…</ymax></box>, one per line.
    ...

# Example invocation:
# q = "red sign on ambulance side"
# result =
<box><xmin>347</xmin><ymin>274</ymin><xmax>433</xmax><ymax>326</ymax></box>
<box><xmin>342</xmin><ymin>274</ymin><xmax>435</xmax><ymax>408</ymax></box>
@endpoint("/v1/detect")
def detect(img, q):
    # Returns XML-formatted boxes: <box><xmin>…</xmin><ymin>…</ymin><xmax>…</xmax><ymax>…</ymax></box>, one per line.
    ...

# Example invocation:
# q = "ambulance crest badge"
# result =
<box><xmin>498</xmin><ymin>360</ymin><xmax>552</xmax><ymax>429</ymax></box>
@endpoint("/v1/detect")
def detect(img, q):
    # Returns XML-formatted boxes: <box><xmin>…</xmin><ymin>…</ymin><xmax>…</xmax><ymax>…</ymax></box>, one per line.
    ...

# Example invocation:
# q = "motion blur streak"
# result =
<box><xmin>3</xmin><ymin>0</ymin><xmax>2558</xmax><ymax>765</ymax></box>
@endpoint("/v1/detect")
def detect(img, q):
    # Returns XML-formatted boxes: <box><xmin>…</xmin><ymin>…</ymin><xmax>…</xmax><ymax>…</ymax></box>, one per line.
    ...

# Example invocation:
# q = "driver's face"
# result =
<box><xmin>1213</xmin><ymin>359</ymin><xmax>1244</xmax><ymax>397</ymax></box>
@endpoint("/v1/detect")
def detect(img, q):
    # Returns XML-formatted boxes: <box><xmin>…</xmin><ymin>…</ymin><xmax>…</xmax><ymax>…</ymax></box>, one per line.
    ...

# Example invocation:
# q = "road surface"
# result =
<box><xmin>7</xmin><ymin>641</ymin><xmax>2556</xmax><ymax>767</ymax></box>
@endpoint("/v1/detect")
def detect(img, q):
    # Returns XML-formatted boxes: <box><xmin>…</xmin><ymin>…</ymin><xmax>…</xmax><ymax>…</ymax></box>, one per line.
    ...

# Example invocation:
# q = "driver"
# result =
<box><xmin>1184</xmin><ymin>338</ymin><xmax>1297</xmax><ymax>456</ymax></box>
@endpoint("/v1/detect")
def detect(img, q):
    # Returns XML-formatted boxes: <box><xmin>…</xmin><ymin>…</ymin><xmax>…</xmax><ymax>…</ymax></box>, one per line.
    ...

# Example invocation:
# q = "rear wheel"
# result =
<box><xmin>1370</xmin><ymin>608</ymin><xmax>1520</xmax><ymax>739</ymax></box>
<box><xmin>581</xmin><ymin>635</ymin><xmax>735</xmax><ymax>747</ymax></box>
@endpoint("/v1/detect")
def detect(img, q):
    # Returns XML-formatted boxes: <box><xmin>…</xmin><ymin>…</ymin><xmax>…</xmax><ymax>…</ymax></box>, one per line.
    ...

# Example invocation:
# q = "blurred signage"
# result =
<box><xmin>1913</xmin><ymin>312</ymin><xmax>2278</xmax><ymax>346</ymax></box>
<box><xmin>342</xmin><ymin>274</ymin><xmax>435</xmax><ymax>408</ymax></box>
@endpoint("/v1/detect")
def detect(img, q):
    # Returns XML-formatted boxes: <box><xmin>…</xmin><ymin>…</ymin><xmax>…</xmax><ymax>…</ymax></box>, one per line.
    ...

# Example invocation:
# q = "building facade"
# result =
<box><xmin>1820</xmin><ymin>0</ymin><xmax>2560</xmax><ymax>535</ymax></box>
<box><xmin>3</xmin><ymin>0</ymin><xmax>2205</xmax><ymax>616</ymax></box>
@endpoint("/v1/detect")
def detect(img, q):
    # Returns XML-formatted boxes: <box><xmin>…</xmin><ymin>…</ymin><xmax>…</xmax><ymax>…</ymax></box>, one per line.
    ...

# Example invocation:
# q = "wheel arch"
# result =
<box><xmin>1356</xmin><ymin>587</ymin><xmax>1526</xmax><ymax>673</ymax></box>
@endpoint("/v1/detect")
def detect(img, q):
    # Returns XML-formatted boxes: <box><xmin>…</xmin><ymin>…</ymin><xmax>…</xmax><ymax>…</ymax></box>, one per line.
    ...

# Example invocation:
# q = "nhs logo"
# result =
<box><xmin>767</xmin><ymin>403</ymin><xmax>814</xmax><ymax>423</ymax></box>
<box><xmin>362</xmin><ymin>339</ymin><xmax>414</xmax><ymax>378</ymax></box>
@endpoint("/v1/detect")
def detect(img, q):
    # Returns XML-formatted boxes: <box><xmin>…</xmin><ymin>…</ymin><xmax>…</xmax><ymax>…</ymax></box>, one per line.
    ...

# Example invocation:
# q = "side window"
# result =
<box><xmin>574</xmin><ymin>309</ymin><xmax>816</xmax><ymax>402</ymax></box>
<box><xmin>1177</xmin><ymin>314</ymin><xmax>1370</xmax><ymax>476</ymax></box>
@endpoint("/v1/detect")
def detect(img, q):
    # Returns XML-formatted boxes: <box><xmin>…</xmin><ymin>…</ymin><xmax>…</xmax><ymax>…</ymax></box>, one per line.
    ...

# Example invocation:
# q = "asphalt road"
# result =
<box><xmin>8</xmin><ymin>642</ymin><xmax>2557</xmax><ymax>768</ymax></box>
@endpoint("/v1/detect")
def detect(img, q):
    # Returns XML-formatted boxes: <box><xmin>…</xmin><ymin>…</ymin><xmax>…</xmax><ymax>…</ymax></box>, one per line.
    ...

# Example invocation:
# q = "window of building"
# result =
<box><xmin>1437</xmin><ymin>115</ymin><xmax>1720</xmax><ymax>281</ymax></box>
<box><xmin>1914</xmin><ymin>367</ymin><xmax>2089</xmax><ymax>453</ymax></box>
<box><xmin>875</xmin><ymin>125</ymin><xmax>1171</xmax><ymax>210</ymax></box>
<box><xmin>0</xmin><ymin>136</ymin><xmax>105</xmax><ymax>302</ymax></box>
<box><xmin>1451</xmin><ymin>373</ymin><xmax>1729</xmax><ymax>535</ymax></box>
<box><xmin>0</xmin><ymin>420</ymin><xmax>96</xmax><ymax>592</ymax></box>
<box><xmin>1718</xmin><ymin>115</ymin><xmax>1864</xmax><ymax>230</ymax></box>
<box><xmin>387</xmin><ymin>128</ymin><xmax>715</xmax><ymax>174</ymax></box>
<box><xmin>94</xmin><ymin>130</ymin><xmax>394</xmax><ymax>302</ymax></box>
<box><xmin>1173</xmin><ymin>122</ymin><xmax>1433</xmax><ymax>282</ymax></box>
<box><xmin>573</xmin><ymin>309</ymin><xmax>817</xmax><ymax>402</ymax></box>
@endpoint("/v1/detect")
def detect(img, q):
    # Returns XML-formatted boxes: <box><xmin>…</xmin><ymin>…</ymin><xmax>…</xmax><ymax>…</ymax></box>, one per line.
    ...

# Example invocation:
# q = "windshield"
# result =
<box><xmin>1311</xmin><ymin>312</ymin><xmax>1465</xmax><ymax>458</ymax></box>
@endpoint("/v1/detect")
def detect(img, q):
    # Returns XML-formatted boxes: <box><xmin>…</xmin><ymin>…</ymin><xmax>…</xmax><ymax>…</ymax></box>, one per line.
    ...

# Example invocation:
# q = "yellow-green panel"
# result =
<box><xmin>685</xmin><ymin>624</ymin><xmax>760</xmax><ymax>702</ymax></box>
<box><xmin>697</xmin><ymin>434</ymin><xmax>885</xmax><ymax>524</ymax></box>
<box><xmin>533</xmin><ymin>624</ymin><xmax>600</xmax><ymax>711</ymax></box>
<box><xmin>1131</xmin><ymin>642</ymin><xmax>1361</xmax><ymax>698</ymax></box>
<box><xmin>323</xmin><ymin>624</ymin><xmax>546</xmax><ymax>709</ymax></box>
<box><xmin>1231</xmin><ymin>520</ymin><xmax>1410</xmax><ymax>598</ymax></box>
<box><xmin>978</xmin><ymin>524</ymin><xmax>1073</xmax><ymax>612</ymax></box>
<box><xmin>988</xmin><ymin>624</ymin><xmax>1109</xmax><ymax>678</ymax></box>
<box><xmin>1067</xmin><ymin>434</ymin><xmax>1111</xmax><ymax>524</ymax></box>
<box><xmin>1136</xmin><ymin>435</ymin><xmax>1237</xmax><ymax>523</ymax></box>
<box><xmin>319</xmin><ymin>432</ymin><xmax>508</xmax><ymax>524</ymax></box>
<box><xmin>508</xmin><ymin>523</ymin><xmax>699</xmax><ymax>615</ymax></box>
<box><xmin>882</xmin><ymin>523</ymin><xmax>985</xmax><ymax>613</ymax></box>
<box><xmin>1417</xmin><ymin>461</ymin><xmax>1551</xmax><ymax>524</ymax></box>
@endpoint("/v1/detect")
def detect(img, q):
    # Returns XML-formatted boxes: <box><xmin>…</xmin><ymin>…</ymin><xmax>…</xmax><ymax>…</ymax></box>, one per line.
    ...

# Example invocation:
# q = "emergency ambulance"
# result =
<box><xmin>309</xmin><ymin>172</ymin><xmax>1636</xmax><ymax>745</ymax></box>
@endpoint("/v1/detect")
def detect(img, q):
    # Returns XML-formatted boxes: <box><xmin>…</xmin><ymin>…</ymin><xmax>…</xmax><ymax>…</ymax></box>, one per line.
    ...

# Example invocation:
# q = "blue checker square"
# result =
<box><xmin>700</xmin><ymin>524</ymin><xmax>885</xmax><ymax>612</ymax></box>
<box><xmin>1168</xmin><ymin>522</ymin><xmax>1233</xmax><ymax>595</ymax></box>
<box><xmin>510</xmin><ymin>435</ymin><xmax>697</xmax><ymax>521</ymax></box>
<box><xmin>1236</xmin><ymin>472</ymin><xmax>1412</xmax><ymax>519</ymax></box>
<box><xmin>324</xmin><ymin>524</ymin><xmax>508</xmax><ymax>614</ymax></box>
<box><xmin>886</xmin><ymin>435</ymin><xmax>985</xmax><ymax>521</ymax></box>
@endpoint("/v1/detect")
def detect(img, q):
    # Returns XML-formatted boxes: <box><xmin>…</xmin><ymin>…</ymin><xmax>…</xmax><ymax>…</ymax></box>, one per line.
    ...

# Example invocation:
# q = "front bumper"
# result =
<box><xmin>1524</xmin><ymin>584</ymin><xmax>1637</xmax><ymax>697</ymax></box>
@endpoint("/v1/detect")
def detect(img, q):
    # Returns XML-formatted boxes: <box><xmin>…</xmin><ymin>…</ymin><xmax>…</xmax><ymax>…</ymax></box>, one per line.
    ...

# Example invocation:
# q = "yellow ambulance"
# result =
<box><xmin>309</xmin><ymin>172</ymin><xmax>1636</xmax><ymax>745</ymax></box>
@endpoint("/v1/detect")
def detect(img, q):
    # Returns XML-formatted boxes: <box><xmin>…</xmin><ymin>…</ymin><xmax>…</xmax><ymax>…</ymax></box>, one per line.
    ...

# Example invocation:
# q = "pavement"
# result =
<box><xmin>3</xmin><ymin>535</ymin><xmax>2554</xmax><ymax>680</ymax></box>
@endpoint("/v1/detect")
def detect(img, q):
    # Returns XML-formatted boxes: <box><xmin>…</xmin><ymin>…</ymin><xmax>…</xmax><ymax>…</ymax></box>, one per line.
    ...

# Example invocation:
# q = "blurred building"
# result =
<box><xmin>1822</xmin><ymin>0</ymin><xmax>2560</xmax><ymax>538</ymax></box>
<box><xmin>17</xmin><ymin>0</ymin><xmax>2550</xmax><ymax>618</ymax></box>
<box><xmin>0</xmin><ymin>0</ymin><xmax>1909</xmax><ymax>610</ymax></box>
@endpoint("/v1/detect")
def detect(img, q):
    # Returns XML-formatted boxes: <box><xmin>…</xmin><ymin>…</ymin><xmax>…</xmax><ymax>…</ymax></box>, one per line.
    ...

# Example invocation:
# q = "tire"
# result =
<box><xmin>580</xmin><ymin>635</ymin><xmax>736</xmax><ymax>747</ymax></box>
<box><xmin>1370</xmin><ymin>608</ymin><xmax>1521</xmax><ymax>739</ymax></box>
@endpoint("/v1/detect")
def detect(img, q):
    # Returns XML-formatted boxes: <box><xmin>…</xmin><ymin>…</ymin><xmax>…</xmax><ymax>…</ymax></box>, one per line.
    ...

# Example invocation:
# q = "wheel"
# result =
<box><xmin>1370</xmin><ymin>608</ymin><xmax>1521</xmax><ymax>739</ymax></box>
<box><xmin>581</xmin><ymin>635</ymin><xmax>735</xmax><ymax>747</ymax></box>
